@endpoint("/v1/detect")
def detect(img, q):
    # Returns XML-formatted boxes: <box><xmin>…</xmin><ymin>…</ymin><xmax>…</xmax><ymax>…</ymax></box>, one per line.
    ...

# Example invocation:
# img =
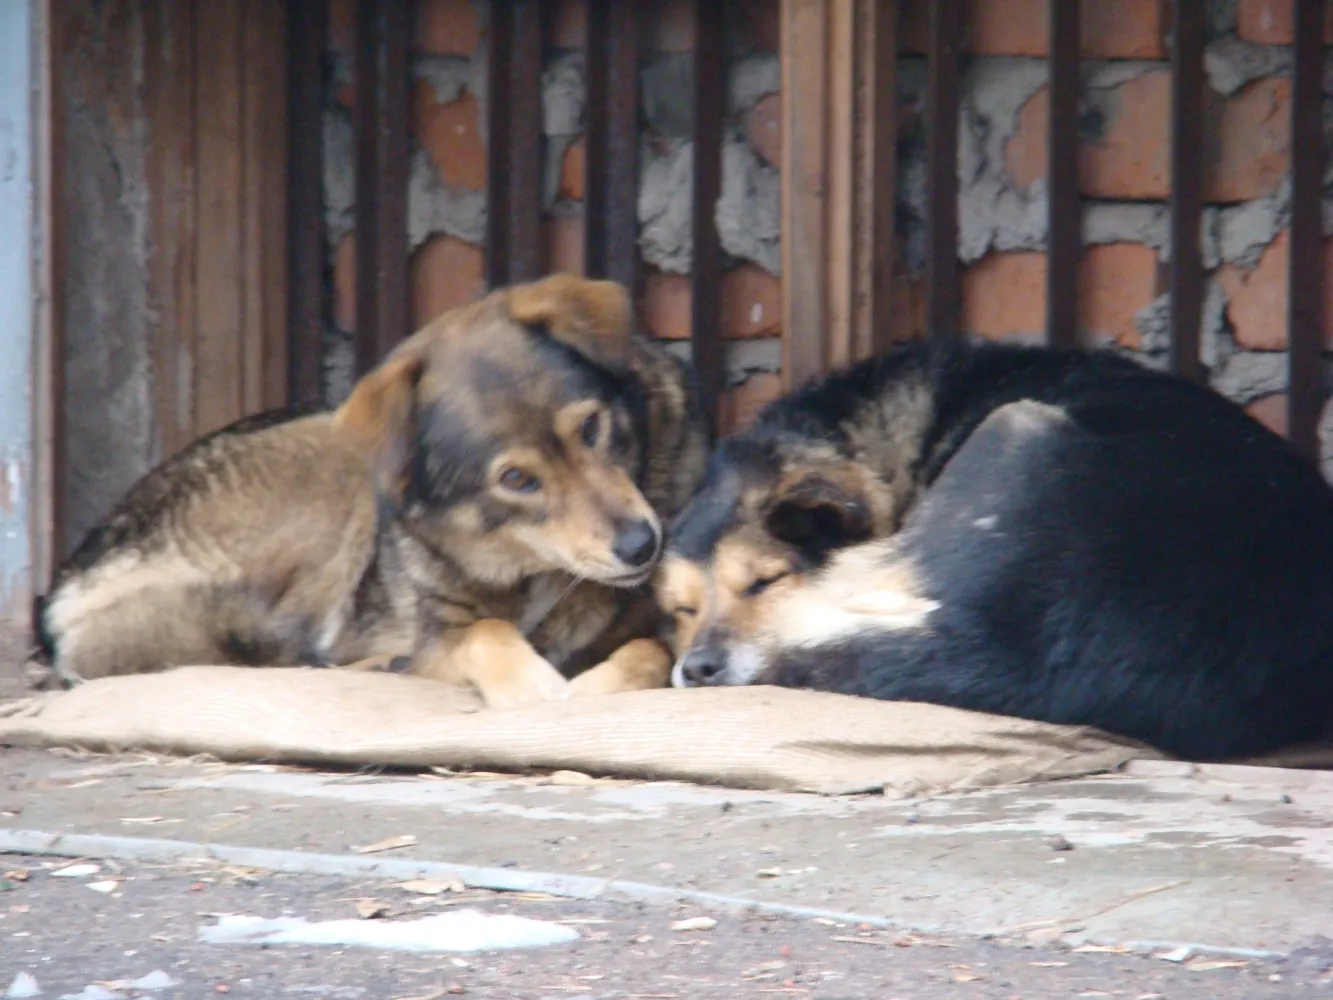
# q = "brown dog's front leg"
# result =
<box><xmin>411</xmin><ymin>619</ymin><xmax>570</xmax><ymax>709</ymax></box>
<box><xmin>567</xmin><ymin>638</ymin><xmax>673</xmax><ymax>697</ymax></box>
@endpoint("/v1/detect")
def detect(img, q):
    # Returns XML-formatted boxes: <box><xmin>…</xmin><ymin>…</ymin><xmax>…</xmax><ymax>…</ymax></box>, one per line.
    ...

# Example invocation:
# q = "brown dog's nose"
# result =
<box><xmin>613</xmin><ymin>519</ymin><xmax>660</xmax><ymax>568</ymax></box>
<box><xmin>679</xmin><ymin>649</ymin><xmax>727</xmax><ymax>686</ymax></box>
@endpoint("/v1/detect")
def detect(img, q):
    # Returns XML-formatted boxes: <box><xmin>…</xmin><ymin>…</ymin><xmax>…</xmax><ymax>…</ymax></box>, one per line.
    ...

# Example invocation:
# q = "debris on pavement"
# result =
<box><xmin>197</xmin><ymin>909</ymin><xmax>581</xmax><ymax>952</ymax></box>
<box><xmin>670</xmin><ymin>916</ymin><xmax>717</xmax><ymax>932</ymax></box>
<box><xmin>4</xmin><ymin>972</ymin><xmax>40</xmax><ymax>999</ymax></box>
<box><xmin>353</xmin><ymin>834</ymin><xmax>417</xmax><ymax>855</ymax></box>
<box><xmin>48</xmin><ymin>863</ymin><xmax>99</xmax><ymax>878</ymax></box>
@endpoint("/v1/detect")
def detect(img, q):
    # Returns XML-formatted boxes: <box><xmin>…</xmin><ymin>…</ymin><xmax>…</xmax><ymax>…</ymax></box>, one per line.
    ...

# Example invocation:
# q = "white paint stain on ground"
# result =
<box><xmin>198</xmin><ymin>909</ymin><xmax>580</xmax><ymax>952</ymax></box>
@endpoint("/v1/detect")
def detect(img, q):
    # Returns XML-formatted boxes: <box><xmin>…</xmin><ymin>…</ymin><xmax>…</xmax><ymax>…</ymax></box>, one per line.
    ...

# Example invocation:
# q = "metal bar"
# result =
<box><xmin>926</xmin><ymin>0</ymin><xmax>961</xmax><ymax>337</ymax></box>
<box><xmin>1167</xmin><ymin>0</ymin><xmax>1205</xmax><ymax>382</ymax></box>
<box><xmin>779</xmin><ymin>0</ymin><xmax>830</xmax><ymax>388</ymax></box>
<box><xmin>862</xmin><ymin>0</ymin><xmax>899</xmax><ymax>357</ymax></box>
<box><xmin>485</xmin><ymin>0</ymin><xmax>545</xmax><ymax>288</ymax></box>
<box><xmin>1287</xmin><ymin>0</ymin><xmax>1326</xmax><ymax>462</ymax></box>
<box><xmin>690</xmin><ymin>0</ymin><xmax>725</xmax><ymax>438</ymax></box>
<box><xmin>1046</xmin><ymin>0</ymin><xmax>1080</xmax><ymax>349</ymax></box>
<box><xmin>584</xmin><ymin>0</ymin><xmax>641</xmax><ymax>295</ymax></box>
<box><xmin>354</xmin><ymin>0</ymin><xmax>411</xmax><ymax>374</ymax></box>
<box><xmin>287</xmin><ymin>0</ymin><xmax>326</xmax><ymax>405</ymax></box>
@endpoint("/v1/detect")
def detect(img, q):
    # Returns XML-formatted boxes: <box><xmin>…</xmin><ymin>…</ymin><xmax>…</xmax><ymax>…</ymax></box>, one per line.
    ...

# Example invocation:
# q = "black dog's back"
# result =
<box><xmin>764</xmin><ymin>341</ymin><xmax>1333</xmax><ymax>760</ymax></box>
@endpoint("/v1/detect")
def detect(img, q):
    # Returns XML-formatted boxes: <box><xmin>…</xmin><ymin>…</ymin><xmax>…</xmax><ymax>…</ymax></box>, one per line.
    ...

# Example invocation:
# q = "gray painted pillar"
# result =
<box><xmin>0</xmin><ymin>0</ymin><xmax>34</xmax><ymax>625</ymax></box>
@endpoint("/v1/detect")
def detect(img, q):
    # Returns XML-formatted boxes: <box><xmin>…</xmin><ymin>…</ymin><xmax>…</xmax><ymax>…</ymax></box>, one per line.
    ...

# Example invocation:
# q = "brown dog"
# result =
<box><xmin>37</xmin><ymin>275</ymin><xmax>709</xmax><ymax>708</ymax></box>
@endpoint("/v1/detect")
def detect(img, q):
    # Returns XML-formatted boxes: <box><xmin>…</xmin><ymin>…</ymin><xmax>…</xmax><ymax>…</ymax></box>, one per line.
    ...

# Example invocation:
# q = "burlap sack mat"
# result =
<box><xmin>0</xmin><ymin>665</ymin><xmax>1168</xmax><ymax>795</ymax></box>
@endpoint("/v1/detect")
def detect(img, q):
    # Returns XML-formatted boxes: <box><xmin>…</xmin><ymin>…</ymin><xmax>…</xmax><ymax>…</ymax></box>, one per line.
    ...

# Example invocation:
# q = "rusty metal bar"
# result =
<box><xmin>287</xmin><ymin>0</ymin><xmax>326</xmax><ymax>406</ymax></box>
<box><xmin>1288</xmin><ymin>0</ymin><xmax>1326</xmax><ymax>461</ymax></box>
<box><xmin>926</xmin><ymin>0</ymin><xmax>961</xmax><ymax>337</ymax></box>
<box><xmin>1046</xmin><ymin>0</ymin><xmax>1080</xmax><ymax>349</ymax></box>
<box><xmin>584</xmin><ymin>0</ymin><xmax>641</xmax><ymax>296</ymax></box>
<box><xmin>354</xmin><ymin>0</ymin><xmax>411</xmax><ymax>374</ymax></box>
<box><xmin>1167</xmin><ymin>0</ymin><xmax>1205</xmax><ymax>382</ymax></box>
<box><xmin>690</xmin><ymin>0</ymin><xmax>725</xmax><ymax>438</ymax></box>
<box><xmin>862</xmin><ymin>0</ymin><xmax>899</xmax><ymax>357</ymax></box>
<box><xmin>485</xmin><ymin>0</ymin><xmax>545</xmax><ymax>287</ymax></box>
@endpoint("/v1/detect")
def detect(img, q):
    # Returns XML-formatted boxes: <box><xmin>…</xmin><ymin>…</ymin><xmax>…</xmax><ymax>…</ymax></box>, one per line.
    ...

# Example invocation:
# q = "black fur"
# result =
<box><xmin>686</xmin><ymin>336</ymin><xmax>1333</xmax><ymax>761</ymax></box>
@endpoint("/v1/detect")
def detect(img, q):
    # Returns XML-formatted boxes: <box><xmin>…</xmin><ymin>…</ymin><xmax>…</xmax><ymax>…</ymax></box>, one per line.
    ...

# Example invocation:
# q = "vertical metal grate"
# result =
<box><xmin>352</xmin><ymin>0</ymin><xmax>411</xmax><ymax>375</ymax></box>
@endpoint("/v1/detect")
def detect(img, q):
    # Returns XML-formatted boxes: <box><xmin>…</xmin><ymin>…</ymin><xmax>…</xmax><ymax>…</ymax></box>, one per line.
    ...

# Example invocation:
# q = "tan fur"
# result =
<box><xmin>42</xmin><ymin>275</ymin><xmax>710</xmax><ymax>708</ymax></box>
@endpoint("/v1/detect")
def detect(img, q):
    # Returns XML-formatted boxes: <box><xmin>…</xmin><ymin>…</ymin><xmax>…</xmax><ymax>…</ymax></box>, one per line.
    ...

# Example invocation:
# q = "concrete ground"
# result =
<box><xmin>3</xmin><ymin>642</ymin><xmax>1333</xmax><ymax>996</ymax></box>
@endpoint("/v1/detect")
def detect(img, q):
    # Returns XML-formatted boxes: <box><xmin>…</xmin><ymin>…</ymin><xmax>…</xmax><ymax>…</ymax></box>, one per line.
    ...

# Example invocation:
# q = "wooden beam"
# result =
<box><xmin>1288</xmin><ymin>0</ymin><xmax>1326</xmax><ymax>462</ymax></box>
<box><xmin>781</xmin><ymin>0</ymin><xmax>898</xmax><ymax>388</ymax></box>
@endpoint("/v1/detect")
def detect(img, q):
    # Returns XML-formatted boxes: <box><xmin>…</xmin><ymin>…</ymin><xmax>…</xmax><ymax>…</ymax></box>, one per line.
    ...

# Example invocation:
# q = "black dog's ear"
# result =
<box><xmin>764</xmin><ymin>475</ymin><xmax>874</xmax><ymax>559</ymax></box>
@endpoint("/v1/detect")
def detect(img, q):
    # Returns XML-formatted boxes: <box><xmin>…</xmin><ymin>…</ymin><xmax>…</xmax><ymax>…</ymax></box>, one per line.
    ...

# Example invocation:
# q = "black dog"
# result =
<box><xmin>656</xmin><ymin>335</ymin><xmax>1333</xmax><ymax>760</ymax></box>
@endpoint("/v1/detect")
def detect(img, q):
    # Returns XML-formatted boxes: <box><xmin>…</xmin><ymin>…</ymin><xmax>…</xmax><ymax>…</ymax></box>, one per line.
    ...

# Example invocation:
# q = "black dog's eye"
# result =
<box><xmin>498</xmin><ymin>468</ymin><xmax>541</xmax><ymax>494</ymax></box>
<box><xmin>744</xmin><ymin>572</ymin><xmax>789</xmax><ymax>597</ymax></box>
<box><xmin>672</xmin><ymin>606</ymin><xmax>697</xmax><ymax>619</ymax></box>
<box><xmin>580</xmin><ymin>411</ymin><xmax>602</xmax><ymax>448</ymax></box>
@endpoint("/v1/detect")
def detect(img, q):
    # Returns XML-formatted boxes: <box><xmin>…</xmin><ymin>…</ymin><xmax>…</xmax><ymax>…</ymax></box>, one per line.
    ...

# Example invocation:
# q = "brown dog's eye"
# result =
<box><xmin>580</xmin><ymin>411</ymin><xmax>602</xmax><ymax>448</ymax></box>
<box><xmin>744</xmin><ymin>572</ymin><xmax>789</xmax><ymax>597</ymax></box>
<box><xmin>672</xmin><ymin>606</ymin><xmax>697</xmax><ymax>619</ymax></box>
<box><xmin>498</xmin><ymin>468</ymin><xmax>540</xmax><ymax>494</ymax></box>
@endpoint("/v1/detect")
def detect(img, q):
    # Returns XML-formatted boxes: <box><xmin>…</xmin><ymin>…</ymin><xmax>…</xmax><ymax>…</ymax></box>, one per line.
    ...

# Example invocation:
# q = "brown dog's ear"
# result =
<box><xmin>507</xmin><ymin>274</ymin><xmax>632</xmax><ymax>366</ymax></box>
<box><xmin>764</xmin><ymin>475</ymin><xmax>874</xmax><ymax>559</ymax></box>
<box><xmin>332</xmin><ymin>346</ymin><xmax>427</xmax><ymax>502</ymax></box>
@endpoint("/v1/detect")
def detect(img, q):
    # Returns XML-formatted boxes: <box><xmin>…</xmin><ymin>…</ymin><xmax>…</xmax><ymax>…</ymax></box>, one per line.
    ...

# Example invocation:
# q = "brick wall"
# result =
<box><xmin>321</xmin><ymin>0</ymin><xmax>783</xmax><ymax>432</ymax></box>
<box><xmin>320</xmin><ymin>0</ymin><xmax>1333</xmax><ymax>465</ymax></box>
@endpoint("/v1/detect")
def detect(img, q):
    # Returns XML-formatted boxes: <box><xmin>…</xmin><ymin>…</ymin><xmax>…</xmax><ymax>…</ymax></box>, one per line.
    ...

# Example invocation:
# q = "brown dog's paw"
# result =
<box><xmin>416</xmin><ymin>619</ymin><xmax>571</xmax><ymax>709</ymax></box>
<box><xmin>568</xmin><ymin>638</ymin><xmax>672</xmax><ymax>697</ymax></box>
<box><xmin>477</xmin><ymin>658</ymin><xmax>572</xmax><ymax>710</ymax></box>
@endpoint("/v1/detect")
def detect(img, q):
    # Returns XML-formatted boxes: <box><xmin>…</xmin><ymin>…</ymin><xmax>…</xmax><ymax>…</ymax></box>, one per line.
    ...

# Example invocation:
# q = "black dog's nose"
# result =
<box><xmin>612</xmin><ymin>519</ymin><xmax>660</xmax><ymax>568</ymax></box>
<box><xmin>679</xmin><ymin>650</ymin><xmax>727</xmax><ymax>687</ymax></box>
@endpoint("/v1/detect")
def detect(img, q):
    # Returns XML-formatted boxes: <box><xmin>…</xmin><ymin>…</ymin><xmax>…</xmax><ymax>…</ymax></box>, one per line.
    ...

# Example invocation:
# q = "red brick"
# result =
<box><xmin>1217</xmin><ymin>232</ymin><xmax>1333</xmax><ymax>350</ymax></box>
<box><xmin>642</xmin><ymin>271</ymin><xmax>692</xmax><ymax>340</ymax></box>
<box><xmin>722</xmin><ymin>265</ymin><xmax>782</xmax><ymax>338</ymax></box>
<box><xmin>333</xmin><ymin>234</ymin><xmax>356</xmax><ymax>332</ymax></box>
<box><xmin>1206</xmin><ymin>78</ymin><xmax>1291</xmax><ymax>204</ymax></box>
<box><xmin>413</xmin><ymin>83</ymin><xmax>487</xmax><ymax>191</ymax></box>
<box><xmin>1237</xmin><ymin>0</ymin><xmax>1333</xmax><ymax>44</ymax></box>
<box><xmin>1080</xmin><ymin>70</ymin><xmax>1171</xmax><ymax>200</ymax></box>
<box><xmin>962</xmin><ymin>252</ymin><xmax>1048</xmax><ymax>339</ymax></box>
<box><xmin>719</xmin><ymin>374</ymin><xmax>784</xmax><ymax>436</ymax></box>
<box><xmin>545</xmin><ymin>216</ymin><xmax>586</xmax><ymax>276</ymax></box>
<box><xmin>413</xmin><ymin>0</ymin><xmax>480</xmax><ymax>56</ymax></box>
<box><xmin>329</xmin><ymin>0</ymin><xmax>354</xmax><ymax>52</ymax></box>
<box><xmin>1218</xmin><ymin>231</ymin><xmax>1289</xmax><ymax>351</ymax></box>
<box><xmin>549</xmin><ymin>0</ymin><xmax>586</xmax><ymax>49</ymax></box>
<box><xmin>648</xmin><ymin>0</ymin><xmax>695</xmax><ymax>51</ymax></box>
<box><xmin>892</xmin><ymin>274</ymin><xmax>929</xmax><ymax>342</ymax></box>
<box><xmin>559</xmin><ymin>137</ymin><xmax>586</xmax><ymax>202</ymax></box>
<box><xmin>746</xmin><ymin>94</ymin><xmax>781</xmax><ymax>170</ymax></box>
<box><xmin>1246</xmin><ymin>394</ymin><xmax>1289</xmax><ymax>437</ymax></box>
<box><xmin>1081</xmin><ymin>0</ymin><xmax>1167</xmax><ymax>59</ymax></box>
<box><xmin>335</xmin><ymin>80</ymin><xmax>355</xmax><ymax>113</ymax></box>
<box><xmin>736</xmin><ymin>0</ymin><xmax>779</xmax><ymax>51</ymax></box>
<box><xmin>1077</xmin><ymin>243</ymin><xmax>1160</xmax><ymax>349</ymax></box>
<box><xmin>1006</xmin><ymin>86</ymin><xmax>1048</xmax><ymax>189</ymax></box>
<box><xmin>411</xmin><ymin>236</ymin><xmax>486</xmax><ymax>328</ymax></box>
<box><xmin>900</xmin><ymin>0</ymin><xmax>1165</xmax><ymax>58</ymax></box>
